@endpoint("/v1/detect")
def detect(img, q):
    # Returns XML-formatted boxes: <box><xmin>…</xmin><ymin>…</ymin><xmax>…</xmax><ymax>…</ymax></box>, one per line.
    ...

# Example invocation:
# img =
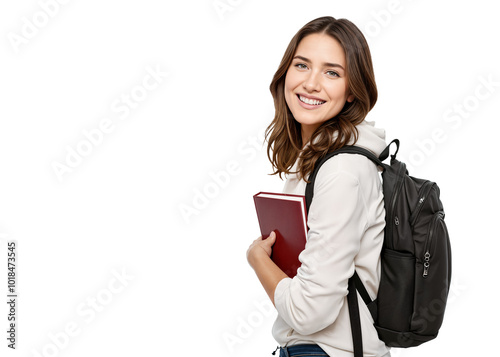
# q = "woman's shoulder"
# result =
<box><xmin>314</xmin><ymin>151</ymin><xmax>379</xmax><ymax>184</ymax></box>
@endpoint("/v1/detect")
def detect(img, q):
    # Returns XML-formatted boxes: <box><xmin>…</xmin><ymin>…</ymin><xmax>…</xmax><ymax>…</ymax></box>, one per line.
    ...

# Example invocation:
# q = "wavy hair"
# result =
<box><xmin>265</xmin><ymin>16</ymin><xmax>378</xmax><ymax>182</ymax></box>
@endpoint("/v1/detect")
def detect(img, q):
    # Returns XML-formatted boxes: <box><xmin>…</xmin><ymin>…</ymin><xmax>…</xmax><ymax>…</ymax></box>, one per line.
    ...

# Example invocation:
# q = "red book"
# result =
<box><xmin>253</xmin><ymin>192</ymin><xmax>309</xmax><ymax>278</ymax></box>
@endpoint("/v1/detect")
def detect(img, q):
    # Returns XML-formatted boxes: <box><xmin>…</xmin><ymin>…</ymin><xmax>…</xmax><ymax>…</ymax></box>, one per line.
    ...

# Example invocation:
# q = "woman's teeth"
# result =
<box><xmin>298</xmin><ymin>95</ymin><xmax>326</xmax><ymax>105</ymax></box>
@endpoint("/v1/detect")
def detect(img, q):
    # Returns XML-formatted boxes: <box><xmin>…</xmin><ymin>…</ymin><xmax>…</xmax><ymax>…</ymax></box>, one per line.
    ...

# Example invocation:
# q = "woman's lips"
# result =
<box><xmin>296</xmin><ymin>94</ymin><xmax>326</xmax><ymax>109</ymax></box>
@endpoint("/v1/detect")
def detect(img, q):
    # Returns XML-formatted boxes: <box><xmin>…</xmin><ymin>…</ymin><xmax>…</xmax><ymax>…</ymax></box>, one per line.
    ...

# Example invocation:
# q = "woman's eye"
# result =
<box><xmin>327</xmin><ymin>71</ymin><xmax>339</xmax><ymax>77</ymax></box>
<box><xmin>295</xmin><ymin>63</ymin><xmax>307</xmax><ymax>69</ymax></box>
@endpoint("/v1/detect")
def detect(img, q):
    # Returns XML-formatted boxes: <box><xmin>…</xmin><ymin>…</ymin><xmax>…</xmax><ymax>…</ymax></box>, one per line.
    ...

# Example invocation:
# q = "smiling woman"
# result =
<box><xmin>246</xmin><ymin>16</ymin><xmax>390</xmax><ymax>357</ymax></box>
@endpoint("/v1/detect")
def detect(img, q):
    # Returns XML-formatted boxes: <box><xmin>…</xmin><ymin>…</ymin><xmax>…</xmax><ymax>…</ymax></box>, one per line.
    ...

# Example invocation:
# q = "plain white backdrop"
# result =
<box><xmin>0</xmin><ymin>0</ymin><xmax>498</xmax><ymax>356</ymax></box>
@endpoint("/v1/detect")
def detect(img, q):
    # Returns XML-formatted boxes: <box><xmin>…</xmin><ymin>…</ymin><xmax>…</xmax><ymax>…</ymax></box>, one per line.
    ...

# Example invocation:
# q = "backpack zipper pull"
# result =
<box><xmin>423</xmin><ymin>251</ymin><xmax>430</xmax><ymax>278</ymax></box>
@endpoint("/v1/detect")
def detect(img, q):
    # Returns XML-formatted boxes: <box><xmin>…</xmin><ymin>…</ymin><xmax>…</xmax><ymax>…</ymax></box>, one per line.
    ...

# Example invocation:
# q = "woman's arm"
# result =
<box><xmin>247</xmin><ymin>232</ymin><xmax>289</xmax><ymax>306</ymax></box>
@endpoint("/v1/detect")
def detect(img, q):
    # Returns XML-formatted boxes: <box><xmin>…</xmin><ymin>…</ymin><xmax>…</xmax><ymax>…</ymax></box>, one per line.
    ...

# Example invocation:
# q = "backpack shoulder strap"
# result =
<box><xmin>353</xmin><ymin>271</ymin><xmax>377</xmax><ymax>320</ymax></box>
<box><xmin>333</xmin><ymin>146</ymin><xmax>384</xmax><ymax>167</ymax></box>
<box><xmin>348</xmin><ymin>275</ymin><xmax>364</xmax><ymax>357</ymax></box>
<box><xmin>305</xmin><ymin>146</ymin><xmax>385</xmax><ymax>215</ymax></box>
<box><xmin>348</xmin><ymin>272</ymin><xmax>378</xmax><ymax>357</ymax></box>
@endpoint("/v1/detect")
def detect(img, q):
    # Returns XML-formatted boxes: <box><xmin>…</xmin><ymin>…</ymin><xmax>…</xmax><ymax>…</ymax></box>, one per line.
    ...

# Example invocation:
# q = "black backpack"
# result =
<box><xmin>305</xmin><ymin>139</ymin><xmax>452</xmax><ymax>357</ymax></box>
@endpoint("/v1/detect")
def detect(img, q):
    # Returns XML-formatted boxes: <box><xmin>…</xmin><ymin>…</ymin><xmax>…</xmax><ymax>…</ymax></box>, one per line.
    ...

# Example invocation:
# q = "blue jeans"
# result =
<box><xmin>278</xmin><ymin>344</ymin><xmax>329</xmax><ymax>357</ymax></box>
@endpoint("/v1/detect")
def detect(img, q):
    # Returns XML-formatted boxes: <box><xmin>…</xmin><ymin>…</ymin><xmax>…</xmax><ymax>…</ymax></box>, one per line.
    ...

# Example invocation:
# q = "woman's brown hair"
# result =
<box><xmin>265</xmin><ymin>16</ymin><xmax>378</xmax><ymax>182</ymax></box>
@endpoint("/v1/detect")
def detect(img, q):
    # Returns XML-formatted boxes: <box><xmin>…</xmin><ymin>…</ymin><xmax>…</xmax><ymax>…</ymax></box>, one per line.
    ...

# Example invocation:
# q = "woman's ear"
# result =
<box><xmin>347</xmin><ymin>93</ymin><xmax>355</xmax><ymax>103</ymax></box>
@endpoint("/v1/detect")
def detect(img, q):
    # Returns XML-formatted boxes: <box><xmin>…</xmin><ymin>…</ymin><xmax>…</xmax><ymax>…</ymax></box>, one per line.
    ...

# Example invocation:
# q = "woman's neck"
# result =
<box><xmin>301</xmin><ymin>124</ymin><xmax>317</xmax><ymax>149</ymax></box>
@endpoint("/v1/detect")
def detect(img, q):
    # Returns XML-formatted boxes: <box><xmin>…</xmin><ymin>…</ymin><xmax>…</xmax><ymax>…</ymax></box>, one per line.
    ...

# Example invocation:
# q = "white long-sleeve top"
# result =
<box><xmin>272</xmin><ymin>120</ymin><xmax>391</xmax><ymax>357</ymax></box>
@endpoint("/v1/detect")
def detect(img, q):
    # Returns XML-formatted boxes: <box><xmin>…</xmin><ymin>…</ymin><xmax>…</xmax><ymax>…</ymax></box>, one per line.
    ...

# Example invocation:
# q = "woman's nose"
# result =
<box><xmin>302</xmin><ymin>71</ymin><xmax>321</xmax><ymax>92</ymax></box>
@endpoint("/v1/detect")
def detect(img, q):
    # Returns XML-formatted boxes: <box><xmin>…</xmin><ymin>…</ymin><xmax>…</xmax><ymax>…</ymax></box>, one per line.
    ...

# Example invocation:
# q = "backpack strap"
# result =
<box><xmin>305</xmin><ymin>146</ymin><xmax>385</xmax><ymax>214</ymax></box>
<box><xmin>348</xmin><ymin>276</ymin><xmax>364</xmax><ymax>357</ymax></box>
<box><xmin>353</xmin><ymin>271</ymin><xmax>378</xmax><ymax>321</ymax></box>
<box><xmin>329</xmin><ymin>145</ymin><xmax>384</xmax><ymax>167</ymax></box>
<box><xmin>348</xmin><ymin>273</ymin><xmax>379</xmax><ymax>357</ymax></box>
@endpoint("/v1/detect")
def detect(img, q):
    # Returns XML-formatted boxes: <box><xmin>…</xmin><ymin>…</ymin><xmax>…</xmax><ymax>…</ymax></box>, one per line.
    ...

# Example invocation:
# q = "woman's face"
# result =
<box><xmin>284</xmin><ymin>33</ymin><xmax>354</xmax><ymax>139</ymax></box>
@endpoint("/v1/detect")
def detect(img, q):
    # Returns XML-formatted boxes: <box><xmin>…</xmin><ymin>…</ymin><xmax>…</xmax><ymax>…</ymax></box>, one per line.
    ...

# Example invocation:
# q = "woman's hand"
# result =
<box><xmin>246</xmin><ymin>231</ymin><xmax>288</xmax><ymax>306</ymax></box>
<box><xmin>246</xmin><ymin>231</ymin><xmax>276</xmax><ymax>267</ymax></box>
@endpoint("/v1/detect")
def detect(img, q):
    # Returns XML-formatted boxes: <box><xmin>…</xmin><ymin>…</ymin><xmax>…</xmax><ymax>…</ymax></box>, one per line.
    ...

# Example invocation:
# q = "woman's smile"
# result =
<box><xmin>297</xmin><ymin>93</ymin><xmax>327</xmax><ymax>108</ymax></box>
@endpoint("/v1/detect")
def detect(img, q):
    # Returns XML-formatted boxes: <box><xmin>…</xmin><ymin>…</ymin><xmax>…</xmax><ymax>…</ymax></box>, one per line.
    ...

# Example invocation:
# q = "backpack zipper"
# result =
<box><xmin>409</xmin><ymin>181</ymin><xmax>435</xmax><ymax>227</ymax></box>
<box><xmin>386</xmin><ymin>163</ymin><xmax>407</xmax><ymax>249</ymax></box>
<box><xmin>422</xmin><ymin>212</ymin><xmax>444</xmax><ymax>278</ymax></box>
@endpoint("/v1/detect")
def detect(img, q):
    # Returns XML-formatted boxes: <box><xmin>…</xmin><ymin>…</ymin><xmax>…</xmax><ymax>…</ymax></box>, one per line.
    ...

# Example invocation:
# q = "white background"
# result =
<box><xmin>0</xmin><ymin>0</ymin><xmax>498</xmax><ymax>356</ymax></box>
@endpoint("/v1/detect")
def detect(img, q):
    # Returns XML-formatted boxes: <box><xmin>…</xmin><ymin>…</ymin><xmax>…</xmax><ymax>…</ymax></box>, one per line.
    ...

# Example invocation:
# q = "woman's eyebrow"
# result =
<box><xmin>293</xmin><ymin>55</ymin><xmax>345</xmax><ymax>70</ymax></box>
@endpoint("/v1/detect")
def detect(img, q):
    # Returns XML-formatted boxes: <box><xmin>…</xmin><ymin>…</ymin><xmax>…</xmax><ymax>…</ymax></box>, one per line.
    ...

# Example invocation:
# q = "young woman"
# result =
<box><xmin>246</xmin><ymin>17</ymin><xmax>391</xmax><ymax>357</ymax></box>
